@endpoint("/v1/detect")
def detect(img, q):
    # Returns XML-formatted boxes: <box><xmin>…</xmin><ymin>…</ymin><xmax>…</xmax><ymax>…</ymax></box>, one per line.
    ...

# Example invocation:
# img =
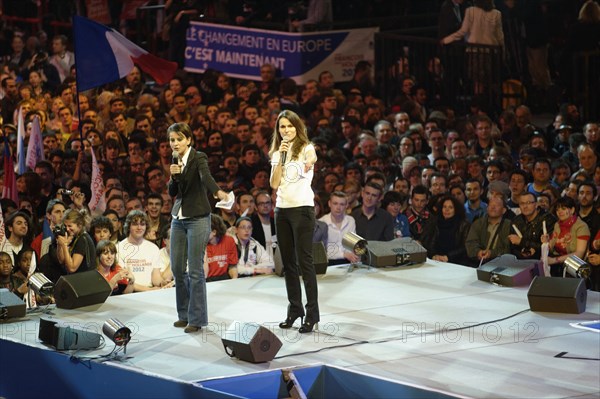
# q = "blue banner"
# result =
<box><xmin>184</xmin><ymin>22</ymin><xmax>377</xmax><ymax>84</ymax></box>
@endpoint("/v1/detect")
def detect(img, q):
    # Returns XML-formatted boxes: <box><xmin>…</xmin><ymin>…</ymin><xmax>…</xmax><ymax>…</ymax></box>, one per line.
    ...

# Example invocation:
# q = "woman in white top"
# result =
<box><xmin>442</xmin><ymin>0</ymin><xmax>504</xmax><ymax>95</ymax></box>
<box><xmin>270</xmin><ymin>110</ymin><xmax>319</xmax><ymax>333</ymax></box>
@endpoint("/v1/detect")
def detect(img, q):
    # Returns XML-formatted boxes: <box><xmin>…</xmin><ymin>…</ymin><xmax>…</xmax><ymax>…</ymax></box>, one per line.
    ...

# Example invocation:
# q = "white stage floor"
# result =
<box><xmin>2</xmin><ymin>261</ymin><xmax>600</xmax><ymax>398</ymax></box>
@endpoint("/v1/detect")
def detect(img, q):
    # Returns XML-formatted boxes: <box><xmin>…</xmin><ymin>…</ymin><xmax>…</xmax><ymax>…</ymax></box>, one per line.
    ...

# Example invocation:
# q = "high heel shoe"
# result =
<box><xmin>279</xmin><ymin>315</ymin><xmax>303</xmax><ymax>329</ymax></box>
<box><xmin>299</xmin><ymin>321</ymin><xmax>318</xmax><ymax>333</ymax></box>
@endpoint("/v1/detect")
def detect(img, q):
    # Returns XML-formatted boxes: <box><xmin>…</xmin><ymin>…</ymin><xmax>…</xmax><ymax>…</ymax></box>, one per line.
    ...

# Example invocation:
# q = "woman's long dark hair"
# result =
<box><xmin>269</xmin><ymin>110</ymin><xmax>310</xmax><ymax>161</ymax></box>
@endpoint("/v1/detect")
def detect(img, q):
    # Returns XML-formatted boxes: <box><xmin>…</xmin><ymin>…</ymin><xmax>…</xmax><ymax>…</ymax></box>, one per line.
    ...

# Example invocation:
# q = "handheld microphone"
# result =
<box><xmin>281</xmin><ymin>141</ymin><xmax>288</xmax><ymax>164</ymax></box>
<box><xmin>172</xmin><ymin>150</ymin><xmax>180</xmax><ymax>176</ymax></box>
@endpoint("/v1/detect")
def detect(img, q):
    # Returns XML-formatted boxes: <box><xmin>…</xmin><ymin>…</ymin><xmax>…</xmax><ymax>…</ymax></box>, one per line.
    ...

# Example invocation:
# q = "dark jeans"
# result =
<box><xmin>275</xmin><ymin>206</ymin><xmax>319</xmax><ymax>323</ymax></box>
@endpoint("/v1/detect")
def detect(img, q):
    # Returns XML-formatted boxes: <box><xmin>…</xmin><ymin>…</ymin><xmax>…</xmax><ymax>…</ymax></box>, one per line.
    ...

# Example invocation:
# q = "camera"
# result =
<box><xmin>31</xmin><ymin>51</ymin><xmax>48</xmax><ymax>69</ymax></box>
<box><xmin>60</xmin><ymin>189</ymin><xmax>74</xmax><ymax>196</ymax></box>
<box><xmin>53</xmin><ymin>224</ymin><xmax>67</xmax><ymax>237</ymax></box>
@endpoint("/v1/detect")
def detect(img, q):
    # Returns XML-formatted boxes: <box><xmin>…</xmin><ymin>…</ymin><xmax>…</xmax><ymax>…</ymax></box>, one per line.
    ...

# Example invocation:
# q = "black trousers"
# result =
<box><xmin>275</xmin><ymin>206</ymin><xmax>319</xmax><ymax>323</ymax></box>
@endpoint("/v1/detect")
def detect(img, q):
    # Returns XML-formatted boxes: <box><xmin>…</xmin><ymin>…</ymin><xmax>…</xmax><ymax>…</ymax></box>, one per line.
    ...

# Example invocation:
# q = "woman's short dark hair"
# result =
<box><xmin>381</xmin><ymin>191</ymin><xmax>407</xmax><ymax>209</ymax></box>
<box><xmin>555</xmin><ymin>196</ymin><xmax>576</xmax><ymax>211</ymax></box>
<box><xmin>167</xmin><ymin>122</ymin><xmax>192</xmax><ymax>139</ymax></box>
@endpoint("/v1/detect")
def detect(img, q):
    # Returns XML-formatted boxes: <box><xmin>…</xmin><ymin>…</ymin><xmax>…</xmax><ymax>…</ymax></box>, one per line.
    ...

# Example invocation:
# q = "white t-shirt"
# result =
<box><xmin>272</xmin><ymin>143</ymin><xmax>316</xmax><ymax>208</ymax></box>
<box><xmin>117</xmin><ymin>239</ymin><xmax>160</xmax><ymax>287</ymax></box>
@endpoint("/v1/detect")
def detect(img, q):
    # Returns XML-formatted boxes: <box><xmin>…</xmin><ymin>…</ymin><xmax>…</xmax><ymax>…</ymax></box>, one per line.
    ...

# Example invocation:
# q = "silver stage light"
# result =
<box><xmin>29</xmin><ymin>273</ymin><xmax>54</xmax><ymax>296</ymax></box>
<box><xmin>342</xmin><ymin>232</ymin><xmax>368</xmax><ymax>256</ymax></box>
<box><xmin>563</xmin><ymin>255</ymin><xmax>591</xmax><ymax>279</ymax></box>
<box><xmin>103</xmin><ymin>318</ymin><xmax>131</xmax><ymax>347</ymax></box>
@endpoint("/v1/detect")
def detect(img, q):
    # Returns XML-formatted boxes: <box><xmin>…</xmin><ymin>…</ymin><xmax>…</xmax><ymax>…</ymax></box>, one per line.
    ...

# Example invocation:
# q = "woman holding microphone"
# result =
<box><xmin>168</xmin><ymin>122</ymin><xmax>229</xmax><ymax>333</ymax></box>
<box><xmin>270</xmin><ymin>110</ymin><xmax>319</xmax><ymax>333</ymax></box>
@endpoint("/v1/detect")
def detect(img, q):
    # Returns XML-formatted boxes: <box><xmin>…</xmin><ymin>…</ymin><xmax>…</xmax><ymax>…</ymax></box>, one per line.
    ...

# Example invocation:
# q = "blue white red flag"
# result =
<box><xmin>16</xmin><ymin>106</ymin><xmax>26</xmax><ymax>174</ymax></box>
<box><xmin>73</xmin><ymin>15</ymin><xmax>177</xmax><ymax>91</ymax></box>
<box><xmin>26</xmin><ymin>115</ymin><xmax>44</xmax><ymax>171</ymax></box>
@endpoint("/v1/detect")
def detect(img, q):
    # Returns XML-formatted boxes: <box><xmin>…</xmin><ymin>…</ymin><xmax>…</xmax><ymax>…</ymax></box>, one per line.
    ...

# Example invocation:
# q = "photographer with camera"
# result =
<box><xmin>25</xmin><ymin>50</ymin><xmax>60</xmax><ymax>94</ymax></box>
<box><xmin>55</xmin><ymin>209</ymin><xmax>96</xmax><ymax>274</ymax></box>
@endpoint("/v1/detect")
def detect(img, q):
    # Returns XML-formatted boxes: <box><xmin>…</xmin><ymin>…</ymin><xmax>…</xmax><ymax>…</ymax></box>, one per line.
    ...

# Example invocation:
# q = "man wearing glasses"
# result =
<box><xmin>508</xmin><ymin>192</ymin><xmax>556</xmax><ymax>259</ymax></box>
<box><xmin>251</xmin><ymin>191</ymin><xmax>276</xmax><ymax>259</ymax></box>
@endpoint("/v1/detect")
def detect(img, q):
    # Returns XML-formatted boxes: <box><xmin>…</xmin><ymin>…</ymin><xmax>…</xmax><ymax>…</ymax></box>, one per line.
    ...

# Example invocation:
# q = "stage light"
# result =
<box><xmin>342</xmin><ymin>232</ymin><xmax>368</xmax><ymax>256</ymax></box>
<box><xmin>563</xmin><ymin>255</ymin><xmax>591</xmax><ymax>279</ymax></box>
<box><xmin>29</xmin><ymin>273</ymin><xmax>54</xmax><ymax>296</ymax></box>
<box><xmin>103</xmin><ymin>318</ymin><xmax>131</xmax><ymax>347</ymax></box>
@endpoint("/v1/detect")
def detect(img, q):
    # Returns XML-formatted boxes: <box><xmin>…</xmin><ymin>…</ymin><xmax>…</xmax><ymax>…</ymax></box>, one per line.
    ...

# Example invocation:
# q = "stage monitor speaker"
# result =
<box><xmin>477</xmin><ymin>254</ymin><xmax>542</xmax><ymax>286</ymax></box>
<box><xmin>0</xmin><ymin>288</ymin><xmax>26</xmax><ymax>319</ymax></box>
<box><xmin>527</xmin><ymin>276</ymin><xmax>587</xmax><ymax>314</ymax></box>
<box><xmin>363</xmin><ymin>238</ymin><xmax>427</xmax><ymax>267</ymax></box>
<box><xmin>38</xmin><ymin>317</ymin><xmax>101</xmax><ymax>350</ymax></box>
<box><xmin>274</xmin><ymin>242</ymin><xmax>328</xmax><ymax>277</ymax></box>
<box><xmin>54</xmin><ymin>270</ymin><xmax>111</xmax><ymax>309</ymax></box>
<box><xmin>221</xmin><ymin>321</ymin><xmax>282</xmax><ymax>363</ymax></box>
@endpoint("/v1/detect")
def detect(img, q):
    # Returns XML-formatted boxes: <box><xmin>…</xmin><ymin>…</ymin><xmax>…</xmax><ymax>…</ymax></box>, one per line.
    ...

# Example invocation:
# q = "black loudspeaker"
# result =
<box><xmin>0</xmin><ymin>288</ymin><xmax>26</xmax><ymax>319</ymax></box>
<box><xmin>54</xmin><ymin>270</ymin><xmax>112</xmax><ymax>309</ymax></box>
<box><xmin>274</xmin><ymin>242</ymin><xmax>328</xmax><ymax>277</ymax></box>
<box><xmin>477</xmin><ymin>254</ymin><xmax>543</xmax><ymax>286</ymax></box>
<box><xmin>527</xmin><ymin>276</ymin><xmax>587</xmax><ymax>314</ymax></box>
<box><xmin>221</xmin><ymin>321</ymin><xmax>283</xmax><ymax>363</ymax></box>
<box><xmin>364</xmin><ymin>238</ymin><xmax>427</xmax><ymax>267</ymax></box>
<box><xmin>38</xmin><ymin>317</ymin><xmax>102</xmax><ymax>350</ymax></box>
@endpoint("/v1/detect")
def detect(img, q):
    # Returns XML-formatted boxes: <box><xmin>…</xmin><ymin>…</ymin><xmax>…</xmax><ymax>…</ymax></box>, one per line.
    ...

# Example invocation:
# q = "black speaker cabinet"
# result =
<box><xmin>274</xmin><ymin>242</ymin><xmax>328</xmax><ymax>277</ymax></box>
<box><xmin>364</xmin><ymin>237</ymin><xmax>427</xmax><ymax>267</ymax></box>
<box><xmin>527</xmin><ymin>276</ymin><xmax>587</xmax><ymax>314</ymax></box>
<box><xmin>221</xmin><ymin>321</ymin><xmax>282</xmax><ymax>363</ymax></box>
<box><xmin>0</xmin><ymin>288</ymin><xmax>26</xmax><ymax>319</ymax></box>
<box><xmin>477</xmin><ymin>254</ymin><xmax>543</xmax><ymax>286</ymax></box>
<box><xmin>38</xmin><ymin>317</ymin><xmax>102</xmax><ymax>350</ymax></box>
<box><xmin>54</xmin><ymin>270</ymin><xmax>112</xmax><ymax>309</ymax></box>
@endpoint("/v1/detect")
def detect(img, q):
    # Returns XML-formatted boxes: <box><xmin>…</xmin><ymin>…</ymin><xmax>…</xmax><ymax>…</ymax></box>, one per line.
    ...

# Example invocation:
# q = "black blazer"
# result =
<box><xmin>250</xmin><ymin>213</ymin><xmax>275</xmax><ymax>249</ymax></box>
<box><xmin>168</xmin><ymin>150</ymin><xmax>220</xmax><ymax>218</ymax></box>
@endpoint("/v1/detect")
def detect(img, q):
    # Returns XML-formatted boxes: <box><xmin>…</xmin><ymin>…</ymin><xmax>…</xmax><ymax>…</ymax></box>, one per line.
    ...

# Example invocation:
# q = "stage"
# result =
<box><xmin>1</xmin><ymin>261</ymin><xmax>599</xmax><ymax>398</ymax></box>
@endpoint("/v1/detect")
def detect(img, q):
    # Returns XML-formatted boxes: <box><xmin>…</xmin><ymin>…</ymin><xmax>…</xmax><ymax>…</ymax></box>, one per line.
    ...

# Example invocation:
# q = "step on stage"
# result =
<box><xmin>1</xmin><ymin>262</ymin><xmax>599</xmax><ymax>398</ymax></box>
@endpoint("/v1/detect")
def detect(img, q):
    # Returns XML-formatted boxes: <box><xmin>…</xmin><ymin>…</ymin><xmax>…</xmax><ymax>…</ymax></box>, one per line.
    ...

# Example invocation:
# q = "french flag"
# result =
<box><xmin>73</xmin><ymin>15</ymin><xmax>178</xmax><ymax>91</ymax></box>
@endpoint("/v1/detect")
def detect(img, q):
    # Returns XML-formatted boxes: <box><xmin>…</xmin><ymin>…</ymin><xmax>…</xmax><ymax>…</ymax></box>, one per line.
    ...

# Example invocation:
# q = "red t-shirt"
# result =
<box><xmin>206</xmin><ymin>235</ymin><xmax>238</xmax><ymax>278</ymax></box>
<box><xmin>102</xmin><ymin>265</ymin><xmax>128</xmax><ymax>291</ymax></box>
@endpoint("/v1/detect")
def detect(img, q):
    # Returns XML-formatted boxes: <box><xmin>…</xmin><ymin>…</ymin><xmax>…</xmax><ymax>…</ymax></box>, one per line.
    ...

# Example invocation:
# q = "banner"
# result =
<box><xmin>85</xmin><ymin>0</ymin><xmax>111</xmax><ymax>24</ymax></box>
<box><xmin>184</xmin><ymin>22</ymin><xmax>377</xmax><ymax>84</ymax></box>
<box><xmin>89</xmin><ymin>147</ymin><xmax>106</xmax><ymax>214</ymax></box>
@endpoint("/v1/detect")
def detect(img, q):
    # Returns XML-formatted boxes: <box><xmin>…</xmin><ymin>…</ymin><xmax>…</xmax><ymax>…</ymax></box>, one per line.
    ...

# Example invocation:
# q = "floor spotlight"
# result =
<box><xmin>563</xmin><ymin>255</ymin><xmax>591</xmax><ymax>279</ymax></box>
<box><xmin>29</xmin><ymin>273</ymin><xmax>54</xmax><ymax>296</ymax></box>
<box><xmin>342</xmin><ymin>232</ymin><xmax>368</xmax><ymax>256</ymax></box>
<box><xmin>103</xmin><ymin>318</ymin><xmax>131</xmax><ymax>347</ymax></box>
<box><xmin>342</xmin><ymin>232</ymin><xmax>369</xmax><ymax>272</ymax></box>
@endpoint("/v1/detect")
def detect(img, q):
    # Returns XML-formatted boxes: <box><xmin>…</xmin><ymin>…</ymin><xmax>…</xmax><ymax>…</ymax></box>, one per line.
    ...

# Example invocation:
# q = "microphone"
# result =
<box><xmin>281</xmin><ymin>141</ymin><xmax>288</xmax><ymax>164</ymax></box>
<box><xmin>172</xmin><ymin>150</ymin><xmax>180</xmax><ymax>176</ymax></box>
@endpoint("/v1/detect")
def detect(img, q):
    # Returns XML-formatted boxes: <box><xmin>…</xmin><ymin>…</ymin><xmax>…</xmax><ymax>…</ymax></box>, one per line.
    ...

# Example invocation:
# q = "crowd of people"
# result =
<box><xmin>1</xmin><ymin>0</ymin><xmax>599</xmax><ymax>311</ymax></box>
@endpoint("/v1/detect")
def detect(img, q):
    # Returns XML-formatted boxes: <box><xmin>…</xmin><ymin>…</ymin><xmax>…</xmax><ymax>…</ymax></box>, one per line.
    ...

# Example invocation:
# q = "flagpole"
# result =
<box><xmin>73</xmin><ymin>15</ymin><xmax>84</xmax><ymax>144</ymax></box>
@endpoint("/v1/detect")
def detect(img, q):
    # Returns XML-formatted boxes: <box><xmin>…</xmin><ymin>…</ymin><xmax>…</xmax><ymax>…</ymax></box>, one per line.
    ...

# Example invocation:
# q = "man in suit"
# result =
<box><xmin>438</xmin><ymin>0</ymin><xmax>467</xmax><ymax>39</ymax></box>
